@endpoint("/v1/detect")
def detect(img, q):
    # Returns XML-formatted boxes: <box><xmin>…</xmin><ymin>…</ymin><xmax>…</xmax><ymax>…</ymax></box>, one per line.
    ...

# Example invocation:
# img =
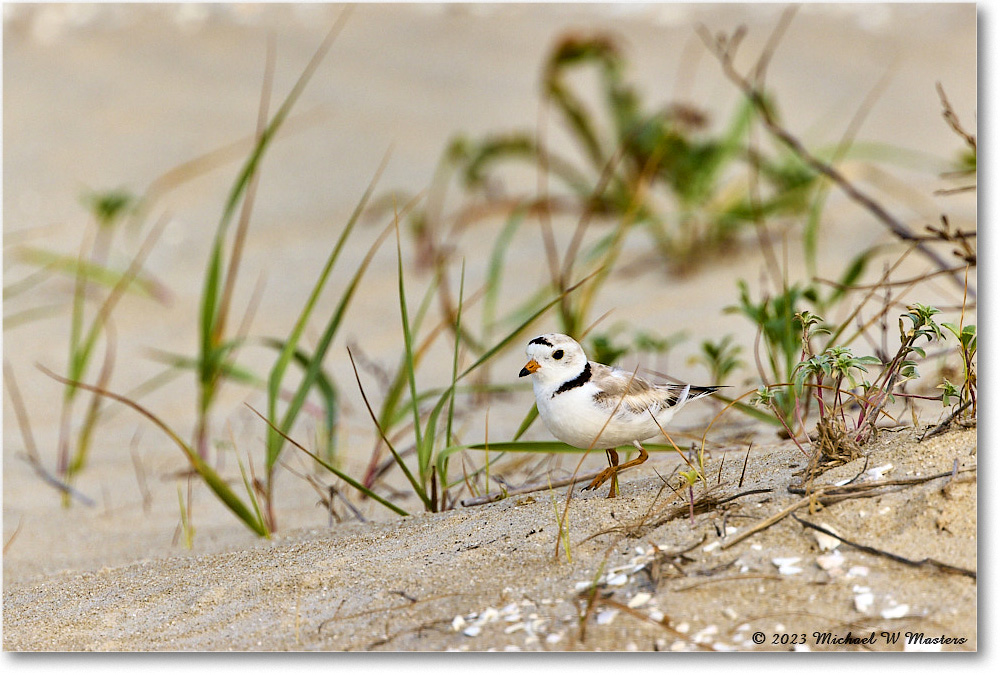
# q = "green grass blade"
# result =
<box><xmin>376</xmin><ymin>268</ymin><xmax>441</xmax><ymax>433</ymax></box>
<box><xmin>198</xmin><ymin>244</ymin><xmax>223</xmax><ymax>391</ymax></box>
<box><xmin>245</xmin><ymin>404</ymin><xmax>408</xmax><ymax>517</ymax></box>
<box><xmin>417</xmin><ymin>372</ymin><xmax>459</xmax><ymax>495</ymax></box>
<box><xmin>176</xmin><ymin>484</ymin><xmax>194</xmax><ymax>549</ymax></box>
<box><xmin>234</xmin><ymin>450</ymin><xmax>267</xmax><ymax>530</ymax></box>
<box><xmin>199</xmin><ymin>12</ymin><xmax>351</xmax><ymax>427</ymax></box>
<box><xmin>14</xmin><ymin>247</ymin><xmax>168</xmax><ymax>301</ymax></box>
<box><xmin>458</xmin><ymin>268</ymin><xmax>602</xmax><ymax>382</ymax></box>
<box><xmin>511</xmin><ymin>403</ymin><xmax>539</xmax><ymax>441</ymax></box>
<box><xmin>39</xmin><ymin>365</ymin><xmax>269</xmax><ymax>537</ymax></box>
<box><xmin>269</xmin><ymin>218</ymin><xmax>396</xmax><ymax>470</ymax></box>
<box><xmin>396</xmin><ymin>218</ymin><xmax>424</xmax><ymax>460</ymax></box>
<box><xmin>438</xmin><ymin>260</ymin><xmax>465</xmax><ymax>487</ymax></box>
<box><xmin>483</xmin><ymin>210</ymin><xmax>525</xmax><ymax>336</ymax></box>
<box><xmin>266</xmin><ymin>153</ymin><xmax>390</xmax><ymax>464</ymax></box>
<box><xmin>347</xmin><ymin>347</ymin><xmax>433</xmax><ymax>511</ymax></box>
<box><xmin>261</xmin><ymin>338</ymin><xmax>338</xmax><ymax>458</ymax></box>
<box><xmin>464</xmin><ymin>441</ymin><xmax>688</xmax><ymax>453</ymax></box>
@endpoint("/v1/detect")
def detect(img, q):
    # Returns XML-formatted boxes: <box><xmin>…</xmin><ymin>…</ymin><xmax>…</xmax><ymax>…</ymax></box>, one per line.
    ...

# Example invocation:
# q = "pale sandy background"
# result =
<box><xmin>2</xmin><ymin>2</ymin><xmax>978</xmax><ymax>652</ymax></box>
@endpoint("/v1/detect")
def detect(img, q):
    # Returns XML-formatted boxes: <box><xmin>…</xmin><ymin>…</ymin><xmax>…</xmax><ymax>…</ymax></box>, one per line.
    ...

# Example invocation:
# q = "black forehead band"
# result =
<box><xmin>528</xmin><ymin>336</ymin><xmax>553</xmax><ymax>347</ymax></box>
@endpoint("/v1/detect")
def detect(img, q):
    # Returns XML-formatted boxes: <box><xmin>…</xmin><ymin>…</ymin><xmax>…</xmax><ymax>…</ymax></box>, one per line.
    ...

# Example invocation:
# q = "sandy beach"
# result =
<box><xmin>3</xmin><ymin>3</ymin><xmax>977</xmax><ymax>651</ymax></box>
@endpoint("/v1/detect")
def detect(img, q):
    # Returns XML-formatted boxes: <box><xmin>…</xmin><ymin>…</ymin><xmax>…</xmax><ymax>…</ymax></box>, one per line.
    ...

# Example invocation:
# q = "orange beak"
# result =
<box><xmin>519</xmin><ymin>359</ymin><xmax>540</xmax><ymax>377</ymax></box>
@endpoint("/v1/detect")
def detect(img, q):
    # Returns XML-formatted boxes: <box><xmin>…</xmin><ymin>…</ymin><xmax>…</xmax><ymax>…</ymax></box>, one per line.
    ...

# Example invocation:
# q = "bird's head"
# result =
<box><xmin>519</xmin><ymin>333</ymin><xmax>588</xmax><ymax>385</ymax></box>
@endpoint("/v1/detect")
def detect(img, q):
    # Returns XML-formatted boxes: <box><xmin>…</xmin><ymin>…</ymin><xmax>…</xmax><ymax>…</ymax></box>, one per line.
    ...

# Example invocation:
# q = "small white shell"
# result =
<box><xmin>812</xmin><ymin>525</ymin><xmax>842</xmax><ymax>551</ymax></box>
<box><xmin>881</xmin><ymin>603</ymin><xmax>910</xmax><ymax>619</ymax></box>
<box><xmin>854</xmin><ymin>592</ymin><xmax>875</xmax><ymax>613</ymax></box>
<box><xmin>816</xmin><ymin>550</ymin><xmax>845</xmax><ymax>570</ymax></box>
<box><xmin>867</xmin><ymin>463</ymin><xmax>893</xmax><ymax>479</ymax></box>
<box><xmin>773</xmin><ymin>557</ymin><xmax>803</xmax><ymax>575</ymax></box>
<box><xmin>596</xmin><ymin>609</ymin><xmax>618</xmax><ymax>625</ymax></box>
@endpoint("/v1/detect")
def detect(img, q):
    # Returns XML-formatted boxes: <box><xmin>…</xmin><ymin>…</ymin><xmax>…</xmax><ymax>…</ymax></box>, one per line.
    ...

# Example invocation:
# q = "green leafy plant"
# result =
<box><xmin>445</xmin><ymin>34</ymin><xmax>819</xmax><ymax>270</ymax></box>
<box><xmin>852</xmin><ymin>304</ymin><xmax>943</xmax><ymax>441</ymax></box>
<box><xmin>941</xmin><ymin>321</ymin><xmax>976</xmax><ymax>415</ymax></box>
<box><xmin>726</xmin><ymin>281</ymin><xmax>813</xmax><ymax>427</ymax></box>
<box><xmin>794</xmin><ymin>346</ymin><xmax>881</xmax><ymax>428</ymax></box>
<box><xmin>753</xmin><ymin>304</ymin><xmax>945</xmax><ymax>477</ymax></box>
<box><xmin>691</xmin><ymin>334</ymin><xmax>744</xmax><ymax>386</ymax></box>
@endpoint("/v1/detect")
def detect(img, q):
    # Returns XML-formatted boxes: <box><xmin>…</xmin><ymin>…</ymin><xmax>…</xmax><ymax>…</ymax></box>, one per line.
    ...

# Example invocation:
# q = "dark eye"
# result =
<box><xmin>553</xmin><ymin>349</ymin><xmax>564</xmax><ymax>360</ymax></box>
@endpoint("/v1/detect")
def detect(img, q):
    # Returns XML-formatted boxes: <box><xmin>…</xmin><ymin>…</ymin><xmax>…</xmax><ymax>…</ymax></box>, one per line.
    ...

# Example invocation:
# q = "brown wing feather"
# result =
<box><xmin>589</xmin><ymin>362</ymin><xmax>717</xmax><ymax>415</ymax></box>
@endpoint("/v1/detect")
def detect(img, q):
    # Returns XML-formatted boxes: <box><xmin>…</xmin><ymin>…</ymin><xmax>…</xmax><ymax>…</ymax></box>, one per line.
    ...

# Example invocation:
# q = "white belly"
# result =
<box><xmin>535</xmin><ymin>382</ymin><xmax>676</xmax><ymax>449</ymax></box>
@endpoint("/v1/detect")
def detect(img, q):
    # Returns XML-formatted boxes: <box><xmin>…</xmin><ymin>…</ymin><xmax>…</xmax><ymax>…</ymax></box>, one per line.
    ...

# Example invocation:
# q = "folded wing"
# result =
<box><xmin>590</xmin><ymin>362</ymin><xmax>718</xmax><ymax>415</ymax></box>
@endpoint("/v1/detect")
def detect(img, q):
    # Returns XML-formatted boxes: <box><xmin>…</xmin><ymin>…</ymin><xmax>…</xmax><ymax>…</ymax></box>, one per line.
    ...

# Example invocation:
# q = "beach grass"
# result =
<box><xmin>13</xmin><ymin>13</ymin><xmax>976</xmax><ymax>539</ymax></box>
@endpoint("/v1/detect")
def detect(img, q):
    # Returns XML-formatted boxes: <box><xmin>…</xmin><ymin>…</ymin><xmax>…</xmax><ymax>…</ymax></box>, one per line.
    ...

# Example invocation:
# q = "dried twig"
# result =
<box><xmin>738</xmin><ymin>443</ymin><xmax>752</xmax><ymax>488</ymax></box>
<box><xmin>3</xmin><ymin>517</ymin><xmax>26</xmax><ymax>555</ymax></box>
<box><xmin>643</xmin><ymin>485</ymin><xmax>770</xmax><ymax>534</ymax></box>
<box><xmin>919</xmin><ymin>400</ymin><xmax>974</xmax><ymax>441</ymax></box>
<box><xmin>793</xmin><ymin>514</ymin><xmax>976</xmax><ymax>579</ymax></box>
<box><xmin>936</xmin><ymin>82</ymin><xmax>976</xmax><ymax>153</ymax></box>
<box><xmin>460</xmin><ymin>468</ymin><xmax>607</xmax><ymax>506</ymax></box>
<box><xmin>719</xmin><ymin>492</ymin><xmax>820</xmax><ymax>550</ymax></box>
<box><xmin>724</xmin><ymin>468</ymin><xmax>975</xmax><ymax>550</ymax></box>
<box><xmin>4</xmin><ymin>359</ymin><xmax>96</xmax><ymax>506</ymax></box>
<box><xmin>697</xmin><ymin>25</ymin><xmax>971</xmax><ymax>297</ymax></box>
<box><xmin>814</xmin><ymin>264</ymin><xmax>972</xmax><ymax>291</ymax></box>
<box><xmin>787</xmin><ymin>468</ymin><xmax>975</xmax><ymax>497</ymax></box>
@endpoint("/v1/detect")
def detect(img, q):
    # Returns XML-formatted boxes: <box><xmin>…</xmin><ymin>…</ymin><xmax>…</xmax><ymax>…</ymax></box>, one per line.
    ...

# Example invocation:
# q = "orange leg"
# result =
<box><xmin>584</xmin><ymin>449</ymin><xmax>617</xmax><ymax>496</ymax></box>
<box><xmin>585</xmin><ymin>442</ymin><xmax>649</xmax><ymax>497</ymax></box>
<box><xmin>605</xmin><ymin>449</ymin><xmax>619</xmax><ymax>498</ymax></box>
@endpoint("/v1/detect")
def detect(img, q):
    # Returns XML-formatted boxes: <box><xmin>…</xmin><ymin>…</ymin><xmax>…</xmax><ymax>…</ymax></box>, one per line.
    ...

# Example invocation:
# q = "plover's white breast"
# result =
<box><xmin>535</xmin><ymin>375</ymin><xmax>675</xmax><ymax>449</ymax></box>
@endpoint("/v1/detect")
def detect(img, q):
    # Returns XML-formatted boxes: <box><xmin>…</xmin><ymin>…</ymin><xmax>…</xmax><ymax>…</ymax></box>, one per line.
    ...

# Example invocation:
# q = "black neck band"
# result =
<box><xmin>553</xmin><ymin>362</ymin><xmax>592</xmax><ymax>396</ymax></box>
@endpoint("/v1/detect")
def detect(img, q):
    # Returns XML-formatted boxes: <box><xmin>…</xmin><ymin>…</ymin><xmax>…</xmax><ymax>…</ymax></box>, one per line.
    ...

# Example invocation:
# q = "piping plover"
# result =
<box><xmin>519</xmin><ymin>333</ymin><xmax>718</xmax><ymax>497</ymax></box>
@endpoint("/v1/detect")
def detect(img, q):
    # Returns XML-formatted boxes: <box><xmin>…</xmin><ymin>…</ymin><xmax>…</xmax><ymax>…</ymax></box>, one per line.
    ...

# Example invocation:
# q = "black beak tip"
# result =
<box><xmin>519</xmin><ymin>367</ymin><xmax>530</xmax><ymax>378</ymax></box>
